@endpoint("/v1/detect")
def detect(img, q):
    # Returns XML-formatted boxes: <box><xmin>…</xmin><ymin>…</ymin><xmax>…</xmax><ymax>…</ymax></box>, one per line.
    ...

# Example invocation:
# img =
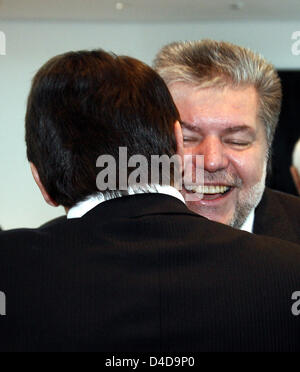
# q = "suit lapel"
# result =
<box><xmin>254</xmin><ymin>188</ymin><xmax>299</xmax><ymax>243</ymax></box>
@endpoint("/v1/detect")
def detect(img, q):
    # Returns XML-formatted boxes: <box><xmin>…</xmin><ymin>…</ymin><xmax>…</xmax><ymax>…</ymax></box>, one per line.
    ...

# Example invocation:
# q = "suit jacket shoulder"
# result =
<box><xmin>40</xmin><ymin>215</ymin><xmax>67</xmax><ymax>228</ymax></box>
<box><xmin>254</xmin><ymin>188</ymin><xmax>300</xmax><ymax>244</ymax></box>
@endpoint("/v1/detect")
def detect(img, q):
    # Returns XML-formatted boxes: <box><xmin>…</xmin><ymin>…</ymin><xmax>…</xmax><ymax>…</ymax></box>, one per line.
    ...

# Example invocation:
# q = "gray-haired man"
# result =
<box><xmin>154</xmin><ymin>40</ymin><xmax>300</xmax><ymax>244</ymax></box>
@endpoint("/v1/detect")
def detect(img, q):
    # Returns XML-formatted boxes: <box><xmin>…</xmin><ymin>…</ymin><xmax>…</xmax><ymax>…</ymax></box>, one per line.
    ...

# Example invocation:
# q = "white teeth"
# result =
<box><xmin>186</xmin><ymin>185</ymin><xmax>231</xmax><ymax>194</ymax></box>
<box><xmin>185</xmin><ymin>185</ymin><xmax>196</xmax><ymax>191</ymax></box>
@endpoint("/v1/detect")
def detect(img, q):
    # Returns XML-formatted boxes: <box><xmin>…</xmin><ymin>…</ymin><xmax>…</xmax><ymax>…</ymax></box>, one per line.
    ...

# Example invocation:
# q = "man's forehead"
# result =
<box><xmin>171</xmin><ymin>83</ymin><xmax>260</xmax><ymax>129</ymax></box>
<box><xmin>170</xmin><ymin>83</ymin><xmax>257</xmax><ymax>102</ymax></box>
<box><xmin>169</xmin><ymin>82</ymin><xmax>202</xmax><ymax>99</ymax></box>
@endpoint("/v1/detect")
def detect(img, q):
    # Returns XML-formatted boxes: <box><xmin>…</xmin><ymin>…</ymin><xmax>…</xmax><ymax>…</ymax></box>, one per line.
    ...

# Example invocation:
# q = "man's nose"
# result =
<box><xmin>196</xmin><ymin>136</ymin><xmax>229</xmax><ymax>173</ymax></box>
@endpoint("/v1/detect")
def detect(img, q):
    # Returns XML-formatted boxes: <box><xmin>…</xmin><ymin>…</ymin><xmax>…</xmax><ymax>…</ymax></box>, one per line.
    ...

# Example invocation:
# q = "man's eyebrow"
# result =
<box><xmin>180</xmin><ymin>121</ymin><xmax>254</xmax><ymax>134</ymax></box>
<box><xmin>180</xmin><ymin>121</ymin><xmax>201</xmax><ymax>132</ymax></box>
<box><xmin>223</xmin><ymin>126</ymin><xmax>254</xmax><ymax>134</ymax></box>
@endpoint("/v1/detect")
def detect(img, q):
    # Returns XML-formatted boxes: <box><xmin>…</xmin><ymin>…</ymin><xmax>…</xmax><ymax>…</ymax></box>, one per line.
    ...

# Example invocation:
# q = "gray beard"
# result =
<box><xmin>230</xmin><ymin>167</ymin><xmax>267</xmax><ymax>230</ymax></box>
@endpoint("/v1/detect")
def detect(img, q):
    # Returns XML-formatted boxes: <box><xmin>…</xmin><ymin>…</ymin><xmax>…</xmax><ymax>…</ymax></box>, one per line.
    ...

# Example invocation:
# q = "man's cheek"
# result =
<box><xmin>231</xmin><ymin>152</ymin><xmax>262</xmax><ymax>184</ymax></box>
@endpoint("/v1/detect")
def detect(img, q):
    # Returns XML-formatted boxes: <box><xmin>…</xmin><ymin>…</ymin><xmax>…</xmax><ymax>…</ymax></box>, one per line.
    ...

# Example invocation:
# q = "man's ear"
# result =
<box><xmin>290</xmin><ymin>166</ymin><xmax>300</xmax><ymax>195</ymax></box>
<box><xmin>174</xmin><ymin>121</ymin><xmax>184</xmax><ymax>159</ymax></box>
<box><xmin>30</xmin><ymin>163</ymin><xmax>59</xmax><ymax>207</ymax></box>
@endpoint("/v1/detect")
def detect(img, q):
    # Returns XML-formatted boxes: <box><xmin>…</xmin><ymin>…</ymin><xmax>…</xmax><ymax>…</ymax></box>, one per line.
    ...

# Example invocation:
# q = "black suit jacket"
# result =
<box><xmin>1</xmin><ymin>193</ymin><xmax>300</xmax><ymax>352</ymax></box>
<box><xmin>254</xmin><ymin>188</ymin><xmax>300</xmax><ymax>244</ymax></box>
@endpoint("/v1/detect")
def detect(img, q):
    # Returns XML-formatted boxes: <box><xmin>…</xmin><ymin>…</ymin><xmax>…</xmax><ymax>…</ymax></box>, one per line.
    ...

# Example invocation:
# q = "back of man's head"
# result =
<box><xmin>25</xmin><ymin>50</ymin><xmax>180</xmax><ymax>208</ymax></box>
<box><xmin>291</xmin><ymin>139</ymin><xmax>300</xmax><ymax>195</ymax></box>
<box><xmin>153</xmin><ymin>39</ymin><xmax>282</xmax><ymax>150</ymax></box>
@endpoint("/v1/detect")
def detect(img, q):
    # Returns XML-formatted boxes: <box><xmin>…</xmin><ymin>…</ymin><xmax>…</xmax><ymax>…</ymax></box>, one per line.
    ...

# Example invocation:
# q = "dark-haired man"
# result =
<box><xmin>1</xmin><ymin>50</ymin><xmax>300</xmax><ymax>352</ymax></box>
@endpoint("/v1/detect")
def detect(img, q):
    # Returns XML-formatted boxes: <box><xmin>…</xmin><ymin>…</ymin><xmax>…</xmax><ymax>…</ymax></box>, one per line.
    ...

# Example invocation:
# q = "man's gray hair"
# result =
<box><xmin>292</xmin><ymin>139</ymin><xmax>300</xmax><ymax>173</ymax></box>
<box><xmin>153</xmin><ymin>40</ymin><xmax>282</xmax><ymax>148</ymax></box>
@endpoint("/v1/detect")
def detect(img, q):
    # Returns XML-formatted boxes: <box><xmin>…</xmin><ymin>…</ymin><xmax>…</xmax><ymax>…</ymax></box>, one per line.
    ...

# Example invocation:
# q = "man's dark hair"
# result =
<box><xmin>25</xmin><ymin>50</ymin><xmax>180</xmax><ymax>207</ymax></box>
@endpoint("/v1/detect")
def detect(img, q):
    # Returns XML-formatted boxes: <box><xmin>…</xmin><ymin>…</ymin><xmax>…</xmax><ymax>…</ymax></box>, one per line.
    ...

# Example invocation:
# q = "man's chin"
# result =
<box><xmin>183</xmin><ymin>186</ymin><xmax>237</xmax><ymax>226</ymax></box>
<box><xmin>183</xmin><ymin>180</ymin><xmax>266</xmax><ymax>229</ymax></box>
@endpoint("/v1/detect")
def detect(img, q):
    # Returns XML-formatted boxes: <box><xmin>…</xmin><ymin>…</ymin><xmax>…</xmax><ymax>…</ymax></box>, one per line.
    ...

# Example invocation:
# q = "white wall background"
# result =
<box><xmin>0</xmin><ymin>19</ymin><xmax>300</xmax><ymax>230</ymax></box>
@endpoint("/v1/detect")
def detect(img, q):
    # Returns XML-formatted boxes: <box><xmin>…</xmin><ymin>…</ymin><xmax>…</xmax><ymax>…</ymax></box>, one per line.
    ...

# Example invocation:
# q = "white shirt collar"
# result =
<box><xmin>68</xmin><ymin>186</ymin><xmax>256</xmax><ymax>233</ymax></box>
<box><xmin>240</xmin><ymin>209</ymin><xmax>255</xmax><ymax>233</ymax></box>
<box><xmin>67</xmin><ymin>185</ymin><xmax>185</xmax><ymax>219</ymax></box>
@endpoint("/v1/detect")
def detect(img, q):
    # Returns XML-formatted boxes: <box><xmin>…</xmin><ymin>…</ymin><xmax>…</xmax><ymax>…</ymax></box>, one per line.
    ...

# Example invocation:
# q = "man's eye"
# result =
<box><xmin>225</xmin><ymin>140</ymin><xmax>251</xmax><ymax>147</ymax></box>
<box><xmin>184</xmin><ymin>138</ymin><xmax>198</xmax><ymax>143</ymax></box>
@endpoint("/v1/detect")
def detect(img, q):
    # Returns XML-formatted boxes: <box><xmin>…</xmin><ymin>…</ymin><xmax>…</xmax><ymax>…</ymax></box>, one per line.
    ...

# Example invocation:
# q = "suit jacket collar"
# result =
<box><xmin>68</xmin><ymin>186</ymin><xmax>185</xmax><ymax>219</ymax></box>
<box><xmin>82</xmin><ymin>193</ymin><xmax>197</xmax><ymax>222</ymax></box>
<box><xmin>254</xmin><ymin>187</ymin><xmax>299</xmax><ymax>243</ymax></box>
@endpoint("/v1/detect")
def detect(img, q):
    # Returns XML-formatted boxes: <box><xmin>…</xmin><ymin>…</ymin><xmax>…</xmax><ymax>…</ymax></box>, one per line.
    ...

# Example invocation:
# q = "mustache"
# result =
<box><xmin>203</xmin><ymin>171</ymin><xmax>243</xmax><ymax>188</ymax></box>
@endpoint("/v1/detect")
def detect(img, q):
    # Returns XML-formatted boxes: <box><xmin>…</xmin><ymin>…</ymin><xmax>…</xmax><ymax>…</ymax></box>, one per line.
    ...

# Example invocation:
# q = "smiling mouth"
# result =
<box><xmin>184</xmin><ymin>185</ymin><xmax>233</xmax><ymax>200</ymax></box>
